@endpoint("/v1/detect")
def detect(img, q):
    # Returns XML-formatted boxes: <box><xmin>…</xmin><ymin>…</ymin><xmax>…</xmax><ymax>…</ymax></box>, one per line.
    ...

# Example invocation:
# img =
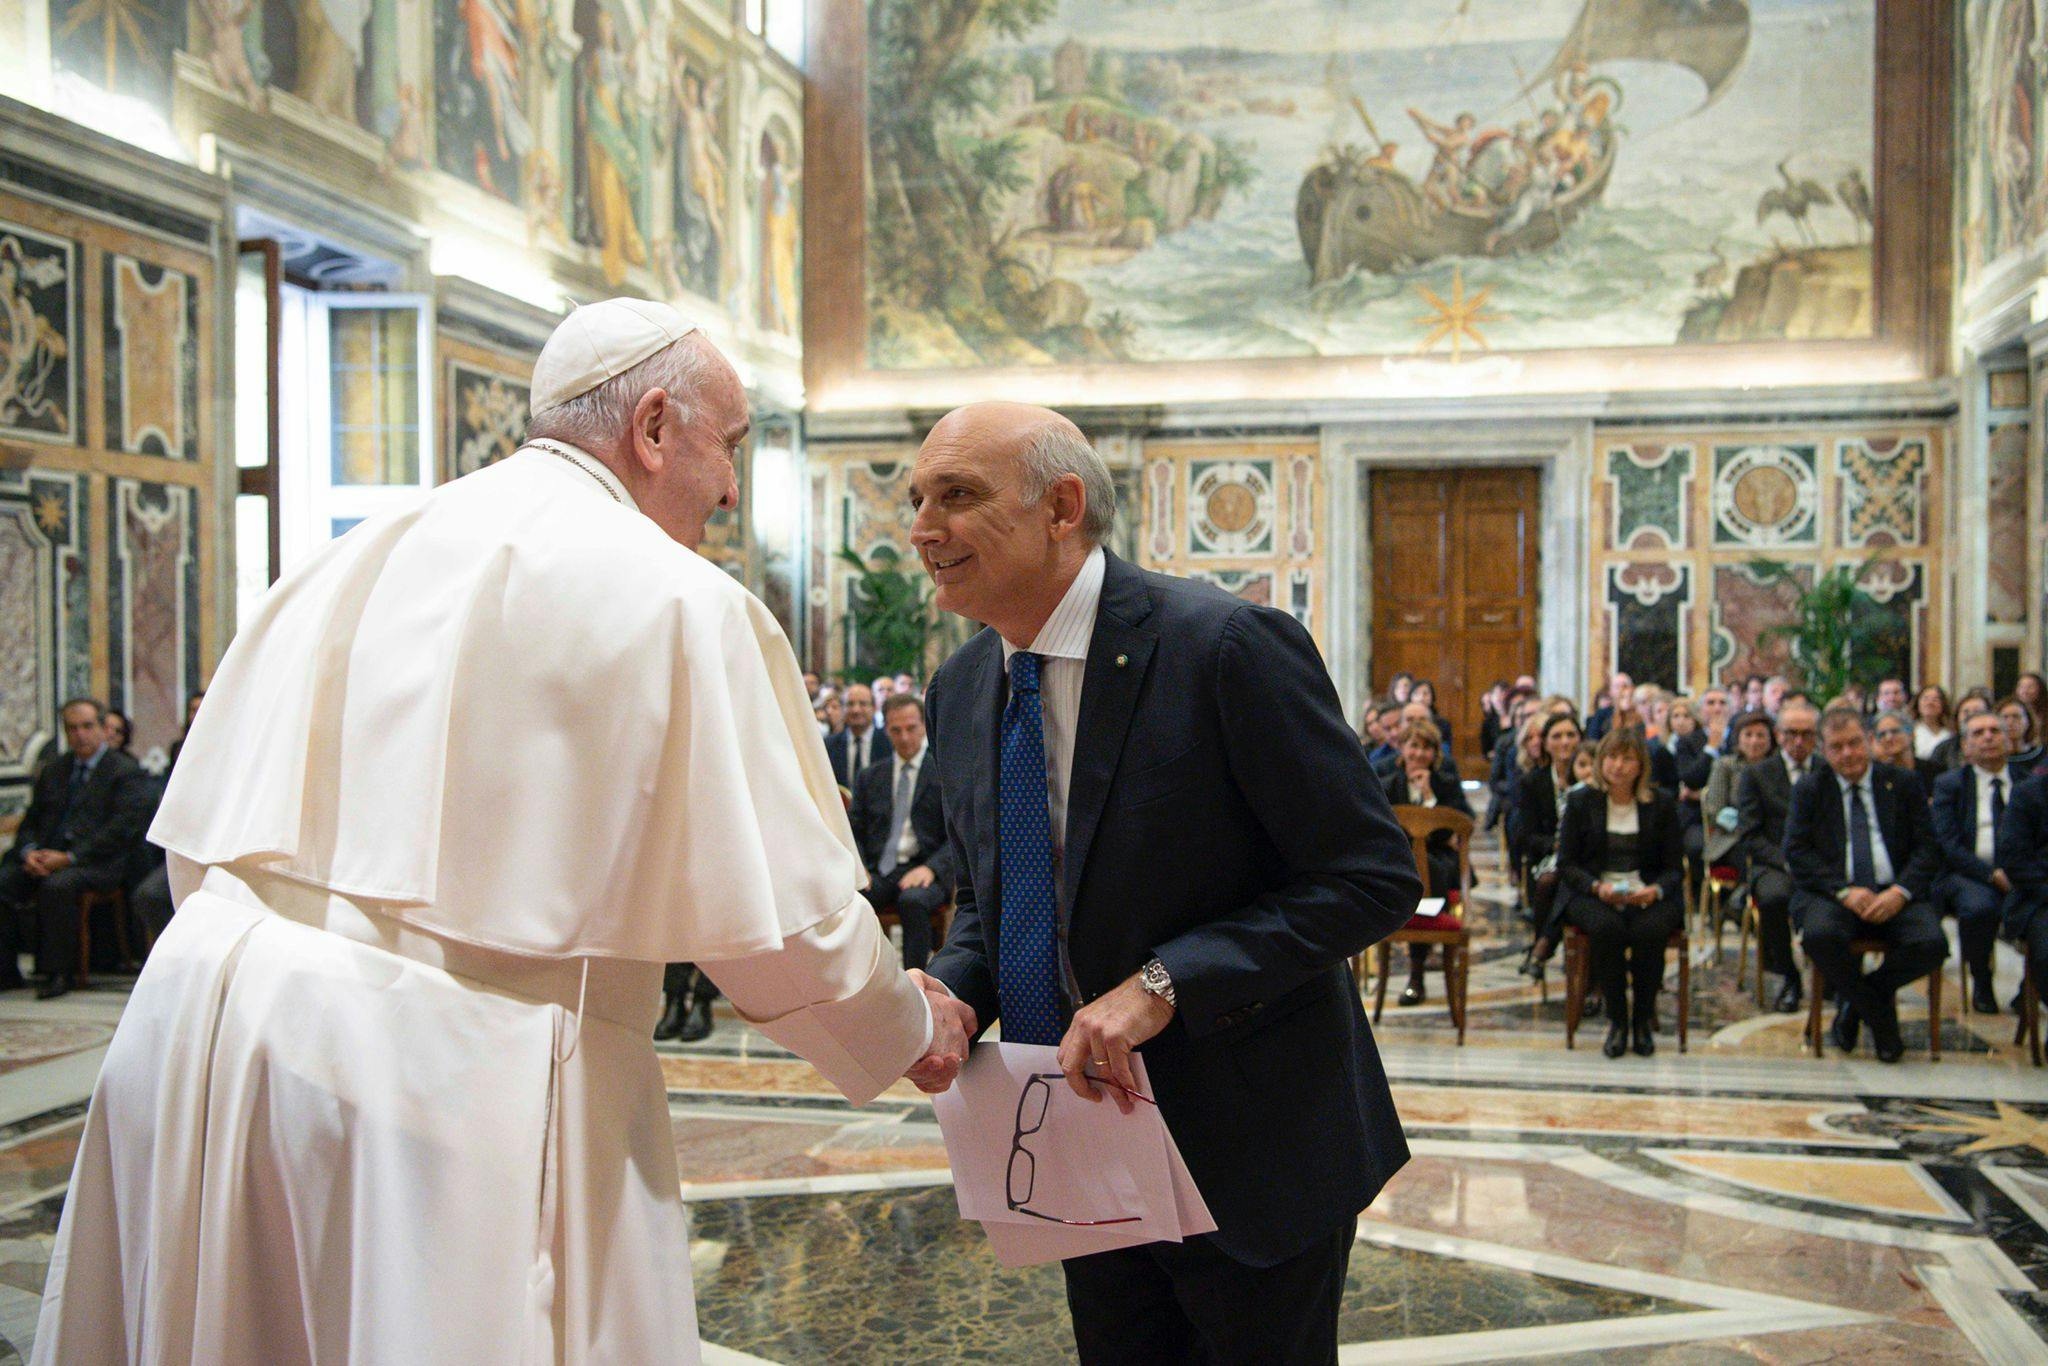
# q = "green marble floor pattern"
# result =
<box><xmin>687</xmin><ymin>1187</ymin><xmax>1684</xmax><ymax>1364</ymax></box>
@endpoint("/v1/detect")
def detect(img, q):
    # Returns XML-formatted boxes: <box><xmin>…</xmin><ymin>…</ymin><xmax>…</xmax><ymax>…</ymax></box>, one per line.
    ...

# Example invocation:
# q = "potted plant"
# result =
<box><xmin>1746</xmin><ymin>556</ymin><xmax>1908</xmax><ymax>701</ymax></box>
<box><xmin>836</xmin><ymin>545</ymin><xmax>934</xmax><ymax>682</ymax></box>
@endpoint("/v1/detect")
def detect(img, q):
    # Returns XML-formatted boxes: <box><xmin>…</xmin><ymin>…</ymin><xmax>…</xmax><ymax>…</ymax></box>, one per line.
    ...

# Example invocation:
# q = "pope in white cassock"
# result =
<box><xmin>31</xmin><ymin>300</ymin><xmax>976</xmax><ymax>1363</ymax></box>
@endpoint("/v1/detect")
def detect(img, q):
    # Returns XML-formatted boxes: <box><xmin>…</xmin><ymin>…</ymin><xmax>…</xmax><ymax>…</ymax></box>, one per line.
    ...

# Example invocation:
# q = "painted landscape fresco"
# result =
<box><xmin>866</xmin><ymin>0</ymin><xmax>1876</xmax><ymax>369</ymax></box>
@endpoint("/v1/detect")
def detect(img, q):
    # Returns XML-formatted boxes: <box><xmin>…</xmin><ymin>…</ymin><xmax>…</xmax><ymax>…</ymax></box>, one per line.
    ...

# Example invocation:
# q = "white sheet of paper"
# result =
<box><xmin>933</xmin><ymin>1042</ymin><xmax>1209</xmax><ymax>1263</ymax></box>
<box><xmin>1412</xmin><ymin>897</ymin><xmax>1447</xmax><ymax>918</ymax></box>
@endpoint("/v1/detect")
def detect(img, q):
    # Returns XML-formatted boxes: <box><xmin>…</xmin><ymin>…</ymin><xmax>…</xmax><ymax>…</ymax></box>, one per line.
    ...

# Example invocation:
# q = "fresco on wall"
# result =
<box><xmin>1959</xmin><ymin>0</ymin><xmax>2042</xmax><ymax>289</ymax></box>
<box><xmin>757</xmin><ymin>118</ymin><xmax>802</xmax><ymax>336</ymax></box>
<box><xmin>49</xmin><ymin>0</ymin><xmax>185</xmax><ymax>107</ymax></box>
<box><xmin>661</xmin><ymin>32</ymin><xmax>731</xmax><ymax>304</ymax></box>
<box><xmin>214</xmin><ymin>0</ymin><xmax>416</xmax><ymax>147</ymax></box>
<box><xmin>866</xmin><ymin>0</ymin><xmax>1876</xmax><ymax>370</ymax></box>
<box><xmin>433</xmin><ymin>0</ymin><xmax>536</xmax><ymax>201</ymax></box>
<box><xmin>570</xmin><ymin>0</ymin><xmax>651</xmax><ymax>285</ymax></box>
<box><xmin>445</xmin><ymin>359</ymin><xmax>530</xmax><ymax>477</ymax></box>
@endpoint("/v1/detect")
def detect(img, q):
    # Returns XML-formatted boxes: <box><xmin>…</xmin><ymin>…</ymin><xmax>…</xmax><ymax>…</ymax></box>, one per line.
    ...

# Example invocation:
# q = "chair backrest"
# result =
<box><xmin>1392</xmin><ymin>804</ymin><xmax>1475</xmax><ymax>899</ymax></box>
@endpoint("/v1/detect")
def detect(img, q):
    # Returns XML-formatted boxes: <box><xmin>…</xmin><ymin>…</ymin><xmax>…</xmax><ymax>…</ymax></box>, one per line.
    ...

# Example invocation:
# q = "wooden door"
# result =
<box><xmin>1369</xmin><ymin>468</ymin><xmax>1541</xmax><ymax>775</ymax></box>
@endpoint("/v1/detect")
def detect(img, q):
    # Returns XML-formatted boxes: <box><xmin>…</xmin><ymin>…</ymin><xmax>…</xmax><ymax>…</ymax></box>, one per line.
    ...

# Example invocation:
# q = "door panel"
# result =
<box><xmin>1370</xmin><ymin>467</ymin><xmax>1542</xmax><ymax>776</ymax></box>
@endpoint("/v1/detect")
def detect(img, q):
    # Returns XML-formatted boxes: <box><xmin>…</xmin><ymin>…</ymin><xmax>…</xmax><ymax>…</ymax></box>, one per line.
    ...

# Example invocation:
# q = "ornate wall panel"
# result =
<box><xmin>0</xmin><ymin>174</ymin><xmax>221</xmax><ymax>826</ymax></box>
<box><xmin>107</xmin><ymin>480</ymin><xmax>200</xmax><ymax>773</ymax></box>
<box><xmin>1143</xmin><ymin>439</ymin><xmax>1324</xmax><ymax>642</ymax></box>
<box><xmin>1591</xmin><ymin>424</ymin><xmax>1945</xmax><ymax>694</ymax></box>
<box><xmin>438</xmin><ymin>334</ymin><xmax>533</xmax><ymax>481</ymax></box>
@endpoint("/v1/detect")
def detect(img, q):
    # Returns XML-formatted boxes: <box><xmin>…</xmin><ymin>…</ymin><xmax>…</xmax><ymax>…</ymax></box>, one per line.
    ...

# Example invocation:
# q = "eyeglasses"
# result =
<box><xmin>1007</xmin><ymin>1072</ymin><xmax>1159</xmax><ymax>1226</ymax></box>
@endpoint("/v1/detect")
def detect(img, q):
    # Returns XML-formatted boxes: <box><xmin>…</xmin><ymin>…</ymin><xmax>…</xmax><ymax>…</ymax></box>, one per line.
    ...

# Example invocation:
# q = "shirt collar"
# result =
<box><xmin>1976</xmin><ymin>761</ymin><xmax>2008</xmax><ymax>783</ymax></box>
<box><xmin>520</xmin><ymin>441</ymin><xmax>640</xmax><ymax>512</ymax></box>
<box><xmin>1834</xmin><ymin>768</ymin><xmax>1871</xmax><ymax>798</ymax></box>
<box><xmin>1002</xmin><ymin>546</ymin><xmax>1105</xmax><ymax>669</ymax></box>
<box><xmin>75</xmin><ymin>743</ymin><xmax>106</xmax><ymax>773</ymax></box>
<box><xmin>895</xmin><ymin>740</ymin><xmax>927</xmax><ymax>770</ymax></box>
<box><xmin>1784</xmin><ymin>752</ymin><xmax>1808</xmax><ymax>778</ymax></box>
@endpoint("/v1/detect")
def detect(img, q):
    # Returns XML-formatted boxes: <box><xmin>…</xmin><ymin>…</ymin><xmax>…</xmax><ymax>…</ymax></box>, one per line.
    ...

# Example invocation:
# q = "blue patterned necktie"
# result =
<box><xmin>1848</xmin><ymin>781</ymin><xmax>1877</xmax><ymax>888</ymax></box>
<box><xmin>998</xmin><ymin>652</ymin><xmax>1062</xmax><ymax>1044</ymax></box>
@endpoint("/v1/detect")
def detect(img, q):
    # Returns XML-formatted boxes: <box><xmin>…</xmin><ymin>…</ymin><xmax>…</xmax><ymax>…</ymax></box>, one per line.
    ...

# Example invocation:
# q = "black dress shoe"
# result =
<box><xmin>1828</xmin><ymin>1004</ymin><xmax>1861</xmax><ymax>1054</ymax></box>
<box><xmin>1398</xmin><ymin>979</ymin><xmax>1426</xmax><ymax>1007</ymax></box>
<box><xmin>653</xmin><ymin>995</ymin><xmax>687</xmax><ymax>1041</ymax></box>
<box><xmin>35</xmin><ymin>974</ymin><xmax>72</xmax><ymax>1001</ymax></box>
<box><xmin>1772</xmin><ymin>978</ymin><xmax>1803</xmax><ymax>1015</ymax></box>
<box><xmin>1869</xmin><ymin>1000</ymin><xmax>1904</xmax><ymax>1063</ymax></box>
<box><xmin>675</xmin><ymin>995</ymin><xmax>714</xmax><ymax>1043</ymax></box>
<box><xmin>1632</xmin><ymin>1021</ymin><xmax>1656</xmax><ymax>1057</ymax></box>
<box><xmin>1972</xmin><ymin>981</ymin><xmax>2000</xmax><ymax>1016</ymax></box>
<box><xmin>1602</xmin><ymin>1021</ymin><xmax>1628</xmax><ymax>1059</ymax></box>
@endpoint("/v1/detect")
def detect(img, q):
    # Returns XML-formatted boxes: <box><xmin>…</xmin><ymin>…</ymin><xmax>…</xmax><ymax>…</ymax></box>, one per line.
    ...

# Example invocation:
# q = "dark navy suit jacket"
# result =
<box><xmin>924</xmin><ymin>552</ymin><xmax>1420</xmax><ymax>1268</ymax></box>
<box><xmin>1996</xmin><ymin>772</ymin><xmax>2048</xmax><ymax>941</ymax></box>
<box><xmin>1784</xmin><ymin>762</ymin><xmax>1940</xmax><ymax>901</ymax></box>
<box><xmin>1929</xmin><ymin>765</ymin><xmax>2010</xmax><ymax>885</ymax></box>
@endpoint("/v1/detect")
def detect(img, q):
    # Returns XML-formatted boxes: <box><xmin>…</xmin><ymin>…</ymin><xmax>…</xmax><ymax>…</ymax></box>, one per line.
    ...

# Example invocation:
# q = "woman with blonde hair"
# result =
<box><xmin>1555</xmin><ymin>730</ymin><xmax>1685</xmax><ymax>1058</ymax></box>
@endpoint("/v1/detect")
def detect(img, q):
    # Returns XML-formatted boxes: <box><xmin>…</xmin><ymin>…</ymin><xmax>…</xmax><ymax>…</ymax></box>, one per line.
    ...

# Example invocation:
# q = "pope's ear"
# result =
<box><xmin>629</xmin><ymin>388</ymin><xmax>669</xmax><ymax>473</ymax></box>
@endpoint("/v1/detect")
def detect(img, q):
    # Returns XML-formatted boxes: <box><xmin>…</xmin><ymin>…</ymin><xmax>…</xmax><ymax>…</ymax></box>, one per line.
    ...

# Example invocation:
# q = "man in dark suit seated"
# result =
<box><xmin>1785</xmin><ymin>707</ymin><xmax>1946</xmax><ymax>1063</ymax></box>
<box><xmin>1996</xmin><ymin>771</ymin><xmax>2048</xmax><ymax>1015</ymax></box>
<box><xmin>1930</xmin><ymin>709</ymin><xmax>2016</xmax><ymax>1015</ymax></box>
<box><xmin>0</xmin><ymin>698</ymin><xmax>152</xmax><ymax>998</ymax></box>
<box><xmin>823</xmin><ymin>682</ymin><xmax>882</xmax><ymax>788</ymax></box>
<box><xmin>1735</xmin><ymin>699</ymin><xmax>1820</xmax><ymax>1013</ymax></box>
<box><xmin>911</xmin><ymin>402</ymin><xmax>1420</xmax><ymax>1363</ymax></box>
<box><xmin>847</xmin><ymin>691</ymin><xmax>954</xmax><ymax>970</ymax></box>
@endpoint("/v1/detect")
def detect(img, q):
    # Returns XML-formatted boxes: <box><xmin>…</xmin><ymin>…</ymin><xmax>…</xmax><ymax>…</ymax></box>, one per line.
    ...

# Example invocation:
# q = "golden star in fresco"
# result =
<box><xmin>1900</xmin><ymin>1101</ymin><xmax>2048</xmax><ymax>1158</ymax></box>
<box><xmin>54</xmin><ymin>0</ymin><xmax>164</xmax><ymax>87</ymax></box>
<box><xmin>1412</xmin><ymin>267</ymin><xmax>1502</xmax><ymax>363</ymax></box>
<box><xmin>33</xmin><ymin>492</ymin><xmax>67</xmax><ymax>536</ymax></box>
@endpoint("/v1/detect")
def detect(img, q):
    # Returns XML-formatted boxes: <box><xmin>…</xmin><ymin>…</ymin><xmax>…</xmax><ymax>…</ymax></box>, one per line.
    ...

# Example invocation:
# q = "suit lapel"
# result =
<box><xmin>967</xmin><ymin>639</ymin><xmax>1004</xmax><ymax>882</ymax></box>
<box><xmin>1059</xmin><ymin>555</ymin><xmax>1158</xmax><ymax>917</ymax></box>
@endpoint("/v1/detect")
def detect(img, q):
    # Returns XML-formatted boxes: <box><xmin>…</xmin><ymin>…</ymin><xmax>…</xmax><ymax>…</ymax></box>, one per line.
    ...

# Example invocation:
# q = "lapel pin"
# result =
<box><xmin>1116</xmin><ymin>654</ymin><xmax>1129</xmax><ymax>668</ymax></box>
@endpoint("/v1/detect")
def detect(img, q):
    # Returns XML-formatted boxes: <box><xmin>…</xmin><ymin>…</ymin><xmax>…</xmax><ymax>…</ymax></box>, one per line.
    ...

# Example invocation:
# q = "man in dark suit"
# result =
<box><xmin>1930</xmin><ymin>709</ymin><xmax>2015</xmax><ymax>1015</ymax></box>
<box><xmin>0</xmin><ymin>698</ymin><xmax>151</xmax><ymax>998</ymax></box>
<box><xmin>1785</xmin><ymin>708</ymin><xmax>1946</xmax><ymax>1063</ymax></box>
<box><xmin>908</xmin><ymin>403</ymin><xmax>1420</xmax><ymax>1364</ymax></box>
<box><xmin>1735</xmin><ymin>700</ymin><xmax>1820</xmax><ymax>1012</ymax></box>
<box><xmin>1996</xmin><ymin>771</ymin><xmax>2048</xmax><ymax>1015</ymax></box>
<box><xmin>1584</xmin><ymin>670</ymin><xmax>1632</xmax><ymax>740</ymax></box>
<box><xmin>847</xmin><ymin>692</ymin><xmax>955</xmax><ymax>970</ymax></box>
<box><xmin>824</xmin><ymin>682</ymin><xmax>882</xmax><ymax>787</ymax></box>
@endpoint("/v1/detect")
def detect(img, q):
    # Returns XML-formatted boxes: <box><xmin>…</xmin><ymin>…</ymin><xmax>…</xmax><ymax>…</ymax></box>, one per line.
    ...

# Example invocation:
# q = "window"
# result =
<box><xmin>765</xmin><ymin>0</ymin><xmax>805</xmax><ymax>66</ymax></box>
<box><xmin>741</xmin><ymin>0</ymin><xmax>764</xmax><ymax>35</ymax></box>
<box><xmin>277</xmin><ymin>291</ymin><xmax>434</xmax><ymax>572</ymax></box>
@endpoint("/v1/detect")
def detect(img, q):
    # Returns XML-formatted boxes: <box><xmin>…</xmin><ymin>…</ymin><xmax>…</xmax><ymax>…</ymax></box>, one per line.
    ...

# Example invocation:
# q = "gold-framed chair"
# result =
<box><xmin>1369</xmin><ymin>806</ymin><xmax>1476</xmax><ymax>1046</ymax></box>
<box><xmin>74</xmin><ymin>887</ymin><xmax>135</xmax><ymax>987</ymax></box>
<box><xmin>1805</xmin><ymin>940</ymin><xmax>1942</xmax><ymax>1061</ymax></box>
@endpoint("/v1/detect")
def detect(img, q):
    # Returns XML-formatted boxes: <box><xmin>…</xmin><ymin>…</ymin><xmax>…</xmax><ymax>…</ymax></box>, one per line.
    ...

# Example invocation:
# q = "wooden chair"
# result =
<box><xmin>837</xmin><ymin>786</ymin><xmax>954</xmax><ymax>957</ymax></box>
<box><xmin>2015</xmin><ymin>966</ymin><xmax>2042</xmax><ymax>1068</ymax></box>
<box><xmin>74</xmin><ymin>887</ymin><xmax>135</xmax><ymax>987</ymax></box>
<box><xmin>1804</xmin><ymin>940</ymin><xmax>1941</xmax><ymax>1060</ymax></box>
<box><xmin>1370</xmin><ymin>806</ymin><xmax>1475</xmax><ymax>1046</ymax></box>
<box><xmin>1561</xmin><ymin>923</ymin><xmax>1690</xmax><ymax>1053</ymax></box>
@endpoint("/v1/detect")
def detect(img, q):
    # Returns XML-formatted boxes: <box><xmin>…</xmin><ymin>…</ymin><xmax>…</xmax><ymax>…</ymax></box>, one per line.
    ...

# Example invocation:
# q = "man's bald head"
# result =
<box><xmin>909</xmin><ymin>403</ymin><xmax>1117</xmax><ymax>641</ymax></box>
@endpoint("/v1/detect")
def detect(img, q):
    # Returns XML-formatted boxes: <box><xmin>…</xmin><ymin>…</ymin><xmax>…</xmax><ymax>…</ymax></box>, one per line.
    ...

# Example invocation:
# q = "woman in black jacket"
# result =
<box><xmin>1382</xmin><ymin>718</ymin><xmax>1473</xmax><ymax>1006</ymax></box>
<box><xmin>1556</xmin><ymin>730</ymin><xmax>1685</xmax><ymax>1059</ymax></box>
<box><xmin>1517</xmin><ymin>713</ymin><xmax>1586</xmax><ymax>971</ymax></box>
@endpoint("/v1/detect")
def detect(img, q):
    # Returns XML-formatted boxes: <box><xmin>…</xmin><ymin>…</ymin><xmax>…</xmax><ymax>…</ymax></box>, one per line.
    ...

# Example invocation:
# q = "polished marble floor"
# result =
<box><xmin>0</xmin><ymin>824</ymin><xmax>2040</xmax><ymax>1362</ymax></box>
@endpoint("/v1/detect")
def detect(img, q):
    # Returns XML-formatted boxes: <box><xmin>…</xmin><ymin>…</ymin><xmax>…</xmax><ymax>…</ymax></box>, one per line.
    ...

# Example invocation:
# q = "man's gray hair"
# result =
<box><xmin>1017</xmin><ymin>424</ymin><xmax>1117</xmax><ymax>544</ymax></box>
<box><xmin>525</xmin><ymin>340</ymin><xmax>713</xmax><ymax>447</ymax></box>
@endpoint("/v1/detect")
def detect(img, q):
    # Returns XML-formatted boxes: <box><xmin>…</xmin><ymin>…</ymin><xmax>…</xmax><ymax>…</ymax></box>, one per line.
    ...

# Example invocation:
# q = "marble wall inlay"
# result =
<box><xmin>107</xmin><ymin>481</ymin><xmax>198</xmax><ymax>773</ymax></box>
<box><xmin>0</xmin><ymin>469</ymin><xmax>87</xmax><ymax>803</ymax></box>
<box><xmin>103</xmin><ymin>254</ymin><xmax>198</xmax><ymax>460</ymax></box>
<box><xmin>1837</xmin><ymin>436</ymin><xmax>1928</xmax><ymax>549</ymax></box>
<box><xmin>0</xmin><ymin>221</ymin><xmax>77</xmax><ymax>445</ymax></box>
<box><xmin>1606</xmin><ymin>443</ymin><xmax>1694</xmax><ymax>551</ymax></box>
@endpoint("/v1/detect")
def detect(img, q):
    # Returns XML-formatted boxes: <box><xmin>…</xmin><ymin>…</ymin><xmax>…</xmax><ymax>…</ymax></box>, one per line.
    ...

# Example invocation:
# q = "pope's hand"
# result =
<box><xmin>1056</xmin><ymin>974</ymin><xmax>1172</xmax><ymax>1115</ymax></box>
<box><xmin>905</xmin><ymin>971</ymin><xmax>975</xmax><ymax>1094</ymax></box>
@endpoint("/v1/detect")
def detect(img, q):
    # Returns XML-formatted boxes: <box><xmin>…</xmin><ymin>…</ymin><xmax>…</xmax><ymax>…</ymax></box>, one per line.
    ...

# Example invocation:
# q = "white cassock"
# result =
<box><xmin>32</xmin><ymin>446</ymin><xmax>932</xmax><ymax>1364</ymax></box>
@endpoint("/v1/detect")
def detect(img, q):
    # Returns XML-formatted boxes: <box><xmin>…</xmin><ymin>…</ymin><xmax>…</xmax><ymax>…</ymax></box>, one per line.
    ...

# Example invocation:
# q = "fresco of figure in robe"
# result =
<box><xmin>434</xmin><ymin>0</ymin><xmax>534</xmax><ymax>201</ymax></box>
<box><xmin>757</xmin><ymin>122</ymin><xmax>800</xmax><ymax>336</ymax></box>
<box><xmin>1963</xmin><ymin>0</ymin><xmax>2042</xmax><ymax>275</ymax></box>
<box><xmin>668</xmin><ymin>52</ymin><xmax>729</xmax><ymax>303</ymax></box>
<box><xmin>571</xmin><ymin>0</ymin><xmax>648</xmax><ymax>285</ymax></box>
<box><xmin>223</xmin><ymin>0</ymin><xmax>404</xmax><ymax>140</ymax></box>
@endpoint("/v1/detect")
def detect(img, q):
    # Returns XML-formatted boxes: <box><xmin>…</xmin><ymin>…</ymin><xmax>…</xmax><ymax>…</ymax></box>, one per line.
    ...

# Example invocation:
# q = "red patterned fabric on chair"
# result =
<box><xmin>1401</xmin><ymin>889</ymin><xmax>1462</xmax><ymax>933</ymax></box>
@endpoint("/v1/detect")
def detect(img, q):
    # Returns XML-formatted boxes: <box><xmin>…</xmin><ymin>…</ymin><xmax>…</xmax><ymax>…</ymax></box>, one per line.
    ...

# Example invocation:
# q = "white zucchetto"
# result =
<box><xmin>530</xmin><ymin>298</ymin><xmax>699</xmax><ymax>416</ymax></box>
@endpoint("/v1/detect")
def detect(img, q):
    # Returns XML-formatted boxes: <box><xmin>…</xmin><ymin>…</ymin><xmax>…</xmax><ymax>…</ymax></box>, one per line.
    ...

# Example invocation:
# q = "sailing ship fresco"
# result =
<box><xmin>865</xmin><ymin>0</ymin><xmax>1875</xmax><ymax>369</ymax></box>
<box><xmin>1298</xmin><ymin>0</ymin><xmax>1752</xmax><ymax>282</ymax></box>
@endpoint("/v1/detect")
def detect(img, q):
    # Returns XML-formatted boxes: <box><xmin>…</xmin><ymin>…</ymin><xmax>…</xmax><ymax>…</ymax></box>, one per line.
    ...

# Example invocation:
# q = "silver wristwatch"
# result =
<box><xmin>1139</xmin><ymin>957</ymin><xmax>1176</xmax><ymax>1008</ymax></box>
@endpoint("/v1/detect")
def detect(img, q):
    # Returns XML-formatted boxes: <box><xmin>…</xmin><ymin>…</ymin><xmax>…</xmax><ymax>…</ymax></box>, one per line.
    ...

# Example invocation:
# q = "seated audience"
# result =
<box><xmin>1409</xmin><ymin>679</ymin><xmax>1452</xmax><ymax>750</ymax></box>
<box><xmin>1664</xmin><ymin>698</ymin><xmax>1707</xmax><ymax>863</ymax></box>
<box><xmin>1930</xmin><ymin>694</ymin><xmax>1992</xmax><ymax>771</ymax></box>
<box><xmin>1996</xmin><ymin>770</ymin><xmax>2048</xmax><ymax>1019</ymax></box>
<box><xmin>1366</xmin><ymin>696</ymin><xmax>1403</xmax><ymax>769</ymax></box>
<box><xmin>1998</xmin><ymin>695</ymin><xmax>2046</xmax><ymax>781</ymax></box>
<box><xmin>1737</xmin><ymin>700</ymin><xmax>1821</xmax><ymax>1013</ymax></box>
<box><xmin>1872</xmin><ymin>677</ymin><xmax>1908</xmax><ymax>718</ymax></box>
<box><xmin>1389</xmin><ymin>671</ymin><xmax>1415</xmax><ymax>705</ymax></box>
<box><xmin>0</xmin><ymin>699</ymin><xmax>151</xmax><ymax>998</ymax></box>
<box><xmin>1478</xmin><ymin>680</ymin><xmax>1511</xmax><ymax>759</ymax></box>
<box><xmin>1742</xmin><ymin>674</ymin><xmax>1766</xmax><ymax>712</ymax></box>
<box><xmin>1912</xmin><ymin>684</ymin><xmax>1953</xmax><ymax>759</ymax></box>
<box><xmin>129</xmin><ymin>691</ymin><xmax>206</xmax><ymax>945</ymax></box>
<box><xmin>1518</xmin><ymin>714</ymin><xmax>1586</xmax><ymax>977</ymax></box>
<box><xmin>815</xmin><ymin>688</ymin><xmax>844</xmax><ymax>738</ymax></box>
<box><xmin>1375</xmin><ymin>701</ymin><xmax>1460</xmax><ymax>785</ymax></box>
<box><xmin>1696</xmin><ymin>686</ymin><xmax>1733</xmax><ymax>752</ymax></box>
<box><xmin>104</xmin><ymin>710</ymin><xmax>132</xmax><ymax>755</ymax></box>
<box><xmin>1585</xmin><ymin>670</ymin><xmax>1633</xmax><ymax>740</ymax></box>
<box><xmin>1485</xmin><ymin>693</ymin><xmax>1537</xmax><ymax>834</ymax></box>
<box><xmin>1930</xmin><ymin>708</ymin><xmax>2015</xmax><ymax>1016</ymax></box>
<box><xmin>1703</xmin><ymin>710</ymin><xmax>1775</xmax><ymax>870</ymax></box>
<box><xmin>1786</xmin><ymin>708</ymin><xmax>1946</xmax><ymax>1063</ymax></box>
<box><xmin>1871</xmin><ymin>708</ymin><xmax>1940</xmax><ymax>799</ymax></box>
<box><xmin>824</xmin><ymin>682</ymin><xmax>882</xmax><ymax>787</ymax></box>
<box><xmin>2018</xmin><ymin>671</ymin><xmax>2048</xmax><ymax>743</ymax></box>
<box><xmin>1556</xmin><ymin>730</ymin><xmax>1685</xmax><ymax>1058</ymax></box>
<box><xmin>1763</xmin><ymin>674</ymin><xmax>1791</xmax><ymax>715</ymax></box>
<box><xmin>1382</xmin><ymin>719</ymin><xmax>1472</xmax><ymax>1006</ymax></box>
<box><xmin>847</xmin><ymin>693</ymin><xmax>954</xmax><ymax>971</ymax></box>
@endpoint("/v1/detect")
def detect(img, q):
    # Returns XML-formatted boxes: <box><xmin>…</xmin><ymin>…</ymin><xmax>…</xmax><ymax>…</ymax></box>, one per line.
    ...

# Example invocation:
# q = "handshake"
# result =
<box><xmin>903</xmin><ymin>968</ymin><xmax>978</xmax><ymax>1094</ymax></box>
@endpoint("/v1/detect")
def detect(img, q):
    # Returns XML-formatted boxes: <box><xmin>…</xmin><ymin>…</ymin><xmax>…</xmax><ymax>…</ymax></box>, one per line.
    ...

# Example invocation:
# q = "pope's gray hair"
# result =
<box><xmin>1017</xmin><ymin>424</ymin><xmax>1116</xmax><ymax>544</ymax></box>
<box><xmin>525</xmin><ymin>340</ymin><xmax>712</xmax><ymax>447</ymax></box>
